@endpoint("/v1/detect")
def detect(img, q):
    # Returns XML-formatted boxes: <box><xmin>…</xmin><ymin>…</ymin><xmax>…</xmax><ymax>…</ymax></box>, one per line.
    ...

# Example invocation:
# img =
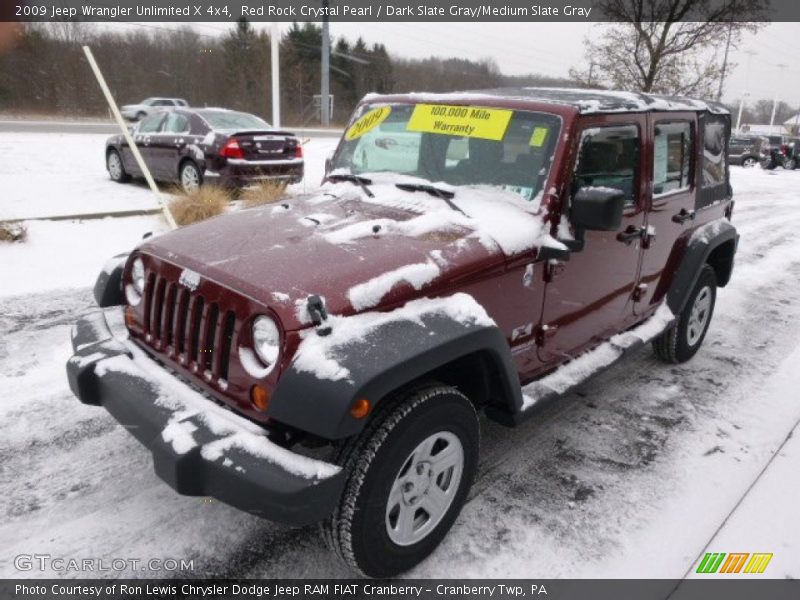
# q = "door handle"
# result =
<box><xmin>617</xmin><ymin>226</ymin><xmax>645</xmax><ymax>244</ymax></box>
<box><xmin>672</xmin><ymin>208</ymin><xmax>696</xmax><ymax>224</ymax></box>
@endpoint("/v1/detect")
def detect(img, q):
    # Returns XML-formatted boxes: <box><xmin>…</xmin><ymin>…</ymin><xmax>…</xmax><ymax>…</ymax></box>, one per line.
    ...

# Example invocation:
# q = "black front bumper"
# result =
<box><xmin>66</xmin><ymin>310</ymin><xmax>344</xmax><ymax>526</ymax></box>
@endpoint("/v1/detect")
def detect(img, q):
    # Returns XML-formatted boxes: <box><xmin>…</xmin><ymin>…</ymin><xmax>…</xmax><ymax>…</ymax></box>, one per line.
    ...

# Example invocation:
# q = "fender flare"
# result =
<box><xmin>666</xmin><ymin>220</ymin><xmax>738</xmax><ymax>315</ymax></box>
<box><xmin>268</xmin><ymin>304</ymin><xmax>522</xmax><ymax>440</ymax></box>
<box><xmin>94</xmin><ymin>253</ymin><xmax>129</xmax><ymax>307</ymax></box>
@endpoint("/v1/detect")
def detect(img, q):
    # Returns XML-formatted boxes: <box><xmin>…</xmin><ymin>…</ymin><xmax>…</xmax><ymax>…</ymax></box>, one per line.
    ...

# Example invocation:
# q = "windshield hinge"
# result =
<box><xmin>306</xmin><ymin>295</ymin><xmax>332</xmax><ymax>336</ymax></box>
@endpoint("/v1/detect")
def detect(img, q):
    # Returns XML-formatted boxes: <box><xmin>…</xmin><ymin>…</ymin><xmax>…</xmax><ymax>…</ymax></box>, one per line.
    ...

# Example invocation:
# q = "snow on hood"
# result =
<box><xmin>140</xmin><ymin>176</ymin><xmax>561</xmax><ymax>329</ymax></box>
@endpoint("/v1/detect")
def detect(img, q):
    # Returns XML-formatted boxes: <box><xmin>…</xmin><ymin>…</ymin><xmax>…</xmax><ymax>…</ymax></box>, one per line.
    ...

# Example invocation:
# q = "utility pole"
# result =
<box><xmin>735</xmin><ymin>91</ymin><xmax>749</xmax><ymax>134</ymax></box>
<box><xmin>716</xmin><ymin>22</ymin><xmax>733</xmax><ymax>101</ymax></box>
<box><xmin>770</xmin><ymin>63</ymin><xmax>788</xmax><ymax>129</ymax></box>
<box><xmin>320</xmin><ymin>0</ymin><xmax>331</xmax><ymax>127</ymax></box>
<box><xmin>271</xmin><ymin>22</ymin><xmax>280</xmax><ymax>128</ymax></box>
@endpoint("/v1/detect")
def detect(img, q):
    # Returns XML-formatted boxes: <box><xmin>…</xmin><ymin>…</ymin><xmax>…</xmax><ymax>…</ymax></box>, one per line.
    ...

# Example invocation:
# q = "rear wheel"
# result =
<box><xmin>653</xmin><ymin>265</ymin><xmax>716</xmax><ymax>363</ymax></box>
<box><xmin>742</xmin><ymin>156</ymin><xmax>758</xmax><ymax>168</ymax></box>
<box><xmin>179</xmin><ymin>161</ymin><xmax>202</xmax><ymax>193</ymax></box>
<box><xmin>322</xmin><ymin>384</ymin><xmax>479</xmax><ymax>577</ymax></box>
<box><xmin>784</xmin><ymin>158</ymin><xmax>796</xmax><ymax>170</ymax></box>
<box><xmin>106</xmin><ymin>150</ymin><xmax>130</xmax><ymax>183</ymax></box>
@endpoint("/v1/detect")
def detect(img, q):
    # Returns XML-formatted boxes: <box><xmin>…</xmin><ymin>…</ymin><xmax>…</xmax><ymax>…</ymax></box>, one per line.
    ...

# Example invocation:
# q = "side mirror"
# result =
<box><xmin>571</xmin><ymin>186</ymin><xmax>625</xmax><ymax>231</ymax></box>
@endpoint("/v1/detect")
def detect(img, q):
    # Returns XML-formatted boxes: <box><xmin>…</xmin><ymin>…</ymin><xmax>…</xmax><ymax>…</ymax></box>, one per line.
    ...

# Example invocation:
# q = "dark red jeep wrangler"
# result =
<box><xmin>68</xmin><ymin>88</ymin><xmax>737</xmax><ymax>577</ymax></box>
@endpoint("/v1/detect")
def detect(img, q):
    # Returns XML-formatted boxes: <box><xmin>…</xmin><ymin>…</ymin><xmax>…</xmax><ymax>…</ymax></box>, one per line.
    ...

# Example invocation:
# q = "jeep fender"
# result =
<box><xmin>667</xmin><ymin>219</ymin><xmax>738</xmax><ymax>315</ymax></box>
<box><xmin>268</xmin><ymin>307</ymin><xmax>522</xmax><ymax>440</ymax></box>
<box><xmin>94</xmin><ymin>253</ymin><xmax>129</xmax><ymax>307</ymax></box>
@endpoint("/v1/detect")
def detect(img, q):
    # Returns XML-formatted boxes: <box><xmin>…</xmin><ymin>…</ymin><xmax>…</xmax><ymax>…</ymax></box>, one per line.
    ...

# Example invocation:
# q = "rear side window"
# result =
<box><xmin>653</xmin><ymin>122</ymin><xmax>693</xmax><ymax>195</ymax></box>
<box><xmin>573</xmin><ymin>125</ymin><xmax>639</xmax><ymax>205</ymax></box>
<box><xmin>163</xmin><ymin>113</ymin><xmax>189</xmax><ymax>134</ymax></box>
<box><xmin>697</xmin><ymin>113</ymin><xmax>730</xmax><ymax>208</ymax></box>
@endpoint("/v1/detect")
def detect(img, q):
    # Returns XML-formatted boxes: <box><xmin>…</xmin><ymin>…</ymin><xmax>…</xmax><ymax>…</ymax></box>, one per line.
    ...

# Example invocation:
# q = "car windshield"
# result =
<box><xmin>330</xmin><ymin>103</ymin><xmax>561</xmax><ymax>202</ymax></box>
<box><xmin>200</xmin><ymin>110</ymin><xmax>271</xmax><ymax>131</ymax></box>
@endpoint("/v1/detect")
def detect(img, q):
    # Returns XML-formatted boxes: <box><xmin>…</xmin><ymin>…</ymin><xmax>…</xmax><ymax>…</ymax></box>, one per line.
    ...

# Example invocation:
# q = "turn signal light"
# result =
<box><xmin>124</xmin><ymin>306</ymin><xmax>138</xmax><ymax>329</ymax></box>
<box><xmin>350</xmin><ymin>398</ymin><xmax>371</xmax><ymax>419</ymax></box>
<box><xmin>250</xmin><ymin>385</ymin><xmax>270</xmax><ymax>412</ymax></box>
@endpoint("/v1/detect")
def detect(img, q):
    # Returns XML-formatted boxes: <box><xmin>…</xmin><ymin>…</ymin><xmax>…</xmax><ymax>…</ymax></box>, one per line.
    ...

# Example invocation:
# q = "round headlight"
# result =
<box><xmin>131</xmin><ymin>258</ymin><xmax>145</xmax><ymax>294</ymax></box>
<box><xmin>253</xmin><ymin>316</ymin><xmax>281</xmax><ymax>367</ymax></box>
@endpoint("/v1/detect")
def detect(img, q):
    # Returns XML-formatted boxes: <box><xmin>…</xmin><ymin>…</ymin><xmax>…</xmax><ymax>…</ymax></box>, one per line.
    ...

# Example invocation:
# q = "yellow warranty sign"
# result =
<box><xmin>345</xmin><ymin>106</ymin><xmax>392</xmax><ymax>141</ymax></box>
<box><xmin>407</xmin><ymin>104</ymin><xmax>513</xmax><ymax>140</ymax></box>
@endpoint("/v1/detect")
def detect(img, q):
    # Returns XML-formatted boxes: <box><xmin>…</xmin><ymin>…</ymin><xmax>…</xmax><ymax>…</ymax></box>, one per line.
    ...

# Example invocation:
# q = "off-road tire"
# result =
<box><xmin>321</xmin><ymin>384</ymin><xmax>479</xmax><ymax>578</ymax></box>
<box><xmin>653</xmin><ymin>265</ymin><xmax>717</xmax><ymax>363</ymax></box>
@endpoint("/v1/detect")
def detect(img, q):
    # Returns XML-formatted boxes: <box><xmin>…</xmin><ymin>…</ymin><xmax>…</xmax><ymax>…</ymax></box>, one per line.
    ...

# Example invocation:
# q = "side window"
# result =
<box><xmin>163</xmin><ymin>113</ymin><xmax>189</xmax><ymax>134</ymax></box>
<box><xmin>702</xmin><ymin>116</ymin><xmax>727</xmax><ymax>187</ymax></box>
<box><xmin>137</xmin><ymin>113</ymin><xmax>164</xmax><ymax>134</ymax></box>
<box><xmin>573</xmin><ymin>125</ymin><xmax>639</xmax><ymax>205</ymax></box>
<box><xmin>653</xmin><ymin>122</ymin><xmax>693</xmax><ymax>195</ymax></box>
<box><xmin>152</xmin><ymin>100</ymin><xmax>172</xmax><ymax>107</ymax></box>
<box><xmin>696</xmin><ymin>113</ymin><xmax>730</xmax><ymax>209</ymax></box>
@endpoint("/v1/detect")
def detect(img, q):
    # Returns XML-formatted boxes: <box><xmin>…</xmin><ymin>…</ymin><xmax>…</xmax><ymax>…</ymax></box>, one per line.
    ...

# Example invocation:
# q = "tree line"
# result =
<box><xmin>0</xmin><ymin>21</ymin><xmax>573</xmax><ymax>125</ymax></box>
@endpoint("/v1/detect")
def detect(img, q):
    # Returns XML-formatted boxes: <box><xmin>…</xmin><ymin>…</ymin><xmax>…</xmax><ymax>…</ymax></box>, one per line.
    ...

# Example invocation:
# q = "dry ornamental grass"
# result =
<box><xmin>0</xmin><ymin>221</ymin><xmax>27</xmax><ymax>243</ymax></box>
<box><xmin>168</xmin><ymin>186</ymin><xmax>230</xmax><ymax>226</ymax></box>
<box><xmin>240</xmin><ymin>181</ymin><xmax>288</xmax><ymax>208</ymax></box>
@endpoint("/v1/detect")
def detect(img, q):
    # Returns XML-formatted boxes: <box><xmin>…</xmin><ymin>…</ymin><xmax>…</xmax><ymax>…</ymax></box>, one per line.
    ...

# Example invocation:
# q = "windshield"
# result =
<box><xmin>199</xmin><ymin>110</ymin><xmax>271</xmax><ymax>131</ymax></box>
<box><xmin>330</xmin><ymin>103</ymin><xmax>561</xmax><ymax>202</ymax></box>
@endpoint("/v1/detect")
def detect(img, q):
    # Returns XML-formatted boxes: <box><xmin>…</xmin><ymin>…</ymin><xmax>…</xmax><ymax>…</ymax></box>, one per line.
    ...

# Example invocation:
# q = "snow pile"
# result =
<box><xmin>521</xmin><ymin>304</ymin><xmax>674</xmax><ymax>409</ymax></box>
<box><xmin>321</xmin><ymin>175</ymin><xmax>566</xmax><ymax>259</ymax></box>
<box><xmin>292</xmin><ymin>293</ymin><xmax>495</xmax><ymax>382</ymax></box>
<box><xmin>93</xmin><ymin>339</ymin><xmax>339</xmax><ymax>480</ymax></box>
<box><xmin>347</xmin><ymin>259</ymin><xmax>441</xmax><ymax>311</ymax></box>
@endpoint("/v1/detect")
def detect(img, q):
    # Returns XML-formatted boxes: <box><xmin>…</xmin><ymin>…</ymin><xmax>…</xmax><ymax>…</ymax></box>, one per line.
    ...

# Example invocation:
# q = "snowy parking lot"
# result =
<box><xmin>1</xmin><ymin>132</ymin><xmax>799</xmax><ymax>578</ymax></box>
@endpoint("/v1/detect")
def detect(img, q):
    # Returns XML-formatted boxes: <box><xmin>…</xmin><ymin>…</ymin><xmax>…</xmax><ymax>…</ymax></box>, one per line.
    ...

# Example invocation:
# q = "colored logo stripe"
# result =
<box><xmin>696</xmin><ymin>553</ymin><xmax>726</xmax><ymax>573</ymax></box>
<box><xmin>719</xmin><ymin>553</ymin><xmax>749</xmax><ymax>573</ymax></box>
<box><xmin>696</xmin><ymin>552</ymin><xmax>773</xmax><ymax>574</ymax></box>
<box><xmin>744</xmin><ymin>553</ymin><xmax>773</xmax><ymax>574</ymax></box>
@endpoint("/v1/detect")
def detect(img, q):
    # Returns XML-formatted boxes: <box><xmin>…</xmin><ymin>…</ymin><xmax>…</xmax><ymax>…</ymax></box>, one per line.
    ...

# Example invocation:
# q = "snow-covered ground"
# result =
<box><xmin>0</xmin><ymin>134</ymin><xmax>338</xmax><ymax>297</ymax></box>
<box><xmin>1</xmin><ymin>133</ymin><xmax>799</xmax><ymax>579</ymax></box>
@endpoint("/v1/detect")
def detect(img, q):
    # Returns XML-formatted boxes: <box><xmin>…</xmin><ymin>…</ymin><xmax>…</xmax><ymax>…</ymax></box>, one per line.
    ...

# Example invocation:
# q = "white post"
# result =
<box><xmin>770</xmin><ymin>96</ymin><xmax>778</xmax><ymax>128</ymax></box>
<box><xmin>271</xmin><ymin>22</ymin><xmax>280</xmax><ymax>128</ymax></box>
<box><xmin>82</xmin><ymin>45</ymin><xmax>177</xmax><ymax>230</ymax></box>
<box><xmin>735</xmin><ymin>92</ymin><xmax>748</xmax><ymax>134</ymax></box>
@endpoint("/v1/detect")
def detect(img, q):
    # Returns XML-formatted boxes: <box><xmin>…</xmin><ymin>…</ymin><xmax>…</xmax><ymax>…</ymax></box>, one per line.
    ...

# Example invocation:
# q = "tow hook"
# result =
<box><xmin>307</xmin><ymin>295</ymin><xmax>332</xmax><ymax>336</ymax></box>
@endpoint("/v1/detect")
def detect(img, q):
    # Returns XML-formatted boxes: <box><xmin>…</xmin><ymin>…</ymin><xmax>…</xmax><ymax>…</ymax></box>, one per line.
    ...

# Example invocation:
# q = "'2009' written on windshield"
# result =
<box><xmin>407</xmin><ymin>104</ymin><xmax>513</xmax><ymax>140</ymax></box>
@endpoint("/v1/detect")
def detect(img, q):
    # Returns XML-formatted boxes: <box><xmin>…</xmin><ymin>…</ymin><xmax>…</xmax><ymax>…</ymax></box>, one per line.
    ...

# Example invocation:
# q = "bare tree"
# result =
<box><xmin>571</xmin><ymin>0</ymin><xmax>767</xmax><ymax>97</ymax></box>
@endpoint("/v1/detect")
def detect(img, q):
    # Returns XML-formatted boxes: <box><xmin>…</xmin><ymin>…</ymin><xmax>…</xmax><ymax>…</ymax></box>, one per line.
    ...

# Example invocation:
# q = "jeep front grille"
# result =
<box><xmin>141</xmin><ymin>273</ymin><xmax>237</xmax><ymax>384</ymax></box>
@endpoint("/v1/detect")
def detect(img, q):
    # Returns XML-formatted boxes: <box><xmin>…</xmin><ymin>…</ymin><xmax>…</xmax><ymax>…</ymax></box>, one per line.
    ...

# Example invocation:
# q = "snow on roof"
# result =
<box><xmin>364</xmin><ymin>87</ymin><xmax>729</xmax><ymax>115</ymax></box>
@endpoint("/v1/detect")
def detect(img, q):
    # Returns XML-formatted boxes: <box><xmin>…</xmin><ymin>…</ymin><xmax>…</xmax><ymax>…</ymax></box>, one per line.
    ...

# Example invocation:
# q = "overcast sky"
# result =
<box><xmin>174</xmin><ymin>20</ymin><xmax>800</xmax><ymax>108</ymax></box>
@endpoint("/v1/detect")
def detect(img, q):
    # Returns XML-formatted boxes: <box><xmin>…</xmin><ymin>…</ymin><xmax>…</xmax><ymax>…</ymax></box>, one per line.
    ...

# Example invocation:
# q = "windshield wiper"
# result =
<box><xmin>395</xmin><ymin>183</ymin><xmax>467</xmax><ymax>216</ymax></box>
<box><xmin>327</xmin><ymin>173</ymin><xmax>374</xmax><ymax>198</ymax></box>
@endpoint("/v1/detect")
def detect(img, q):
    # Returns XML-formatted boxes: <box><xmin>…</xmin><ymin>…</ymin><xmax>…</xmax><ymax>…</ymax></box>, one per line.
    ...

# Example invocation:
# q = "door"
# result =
<box><xmin>123</xmin><ymin>112</ymin><xmax>166</xmax><ymax>176</ymax></box>
<box><xmin>637</xmin><ymin>114</ymin><xmax>697</xmax><ymax>311</ymax></box>
<box><xmin>538</xmin><ymin>117</ymin><xmax>647</xmax><ymax>363</ymax></box>
<box><xmin>151</xmin><ymin>112</ymin><xmax>192</xmax><ymax>182</ymax></box>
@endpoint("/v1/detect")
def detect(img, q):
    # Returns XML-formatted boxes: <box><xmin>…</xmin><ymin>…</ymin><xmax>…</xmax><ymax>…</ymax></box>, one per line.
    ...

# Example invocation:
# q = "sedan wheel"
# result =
<box><xmin>180</xmin><ymin>162</ymin><xmax>201</xmax><ymax>193</ymax></box>
<box><xmin>106</xmin><ymin>150</ymin><xmax>129</xmax><ymax>183</ymax></box>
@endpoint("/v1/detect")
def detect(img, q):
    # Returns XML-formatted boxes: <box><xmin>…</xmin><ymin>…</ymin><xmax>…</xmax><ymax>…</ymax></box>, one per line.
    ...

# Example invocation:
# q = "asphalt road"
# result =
<box><xmin>0</xmin><ymin>120</ymin><xmax>343</xmax><ymax>137</ymax></box>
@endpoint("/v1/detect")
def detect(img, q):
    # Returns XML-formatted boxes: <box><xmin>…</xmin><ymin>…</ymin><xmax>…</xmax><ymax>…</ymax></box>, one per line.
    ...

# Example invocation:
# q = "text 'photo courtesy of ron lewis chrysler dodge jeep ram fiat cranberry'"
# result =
<box><xmin>3</xmin><ymin>2</ymin><xmax>800</xmax><ymax>597</ymax></box>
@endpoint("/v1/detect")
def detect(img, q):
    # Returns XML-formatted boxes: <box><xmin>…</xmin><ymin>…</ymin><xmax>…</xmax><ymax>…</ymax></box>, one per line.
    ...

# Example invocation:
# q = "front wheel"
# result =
<box><xmin>784</xmin><ymin>158</ymin><xmax>797</xmax><ymax>170</ymax></box>
<box><xmin>322</xmin><ymin>385</ymin><xmax>479</xmax><ymax>577</ymax></box>
<box><xmin>106</xmin><ymin>150</ymin><xmax>130</xmax><ymax>183</ymax></box>
<box><xmin>653</xmin><ymin>265</ymin><xmax>717</xmax><ymax>363</ymax></box>
<box><xmin>742</xmin><ymin>156</ymin><xmax>758</xmax><ymax>168</ymax></box>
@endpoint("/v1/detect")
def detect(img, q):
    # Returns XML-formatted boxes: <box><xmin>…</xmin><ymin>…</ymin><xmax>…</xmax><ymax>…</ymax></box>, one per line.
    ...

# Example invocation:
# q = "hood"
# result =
<box><xmin>139</xmin><ymin>177</ymin><xmax>552</xmax><ymax>330</ymax></box>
